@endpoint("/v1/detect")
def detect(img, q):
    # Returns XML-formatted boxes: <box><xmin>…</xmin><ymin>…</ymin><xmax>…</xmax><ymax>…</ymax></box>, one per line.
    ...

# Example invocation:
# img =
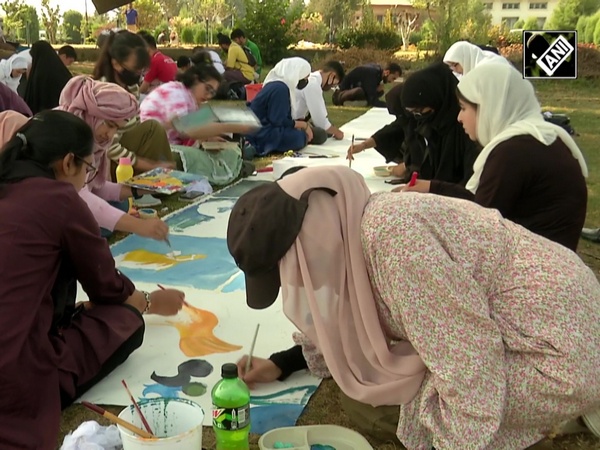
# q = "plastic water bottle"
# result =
<box><xmin>212</xmin><ymin>363</ymin><xmax>250</xmax><ymax>450</ymax></box>
<box><xmin>115</xmin><ymin>157</ymin><xmax>134</xmax><ymax>211</ymax></box>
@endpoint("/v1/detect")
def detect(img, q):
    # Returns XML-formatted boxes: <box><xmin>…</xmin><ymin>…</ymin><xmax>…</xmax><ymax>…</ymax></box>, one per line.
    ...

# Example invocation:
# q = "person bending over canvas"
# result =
<box><xmin>245</xmin><ymin>57</ymin><xmax>327</xmax><ymax>158</ymax></box>
<box><xmin>0</xmin><ymin>110</ymin><xmax>184</xmax><ymax>450</ymax></box>
<box><xmin>56</xmin><ymin>76</ymin><xmax>170</xmax><ymax>241</ymax></box>
<box><xmin>227</xmin><ymin>165</ymin><xmax>600</xmax><ymax>450</ymax></box>
<box><xmin>402</xmin><ymin>63</ymin><xmax>588</xmax><ymax>252</ymax></box>
<box><xmin>293</xmin><ymin>60</ymin><xmax>346</xmax><ymax>141</ymax></box>
<box><xmin>332</xmin><ymin>62</ymin><xmax>401</xmax><ymax>107</ymax></box>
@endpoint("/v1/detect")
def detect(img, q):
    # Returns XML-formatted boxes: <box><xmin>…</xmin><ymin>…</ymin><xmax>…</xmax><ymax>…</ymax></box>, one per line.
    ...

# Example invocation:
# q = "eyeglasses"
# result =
<box><xmin>75</xmin><ymin>155</ymin><xmax>99</xmax><ymax>185</ymax></box>
<box><xmin>203</xmin><ymin>82</ymin><xmax>217</xmax><ymax>99</ymax></box>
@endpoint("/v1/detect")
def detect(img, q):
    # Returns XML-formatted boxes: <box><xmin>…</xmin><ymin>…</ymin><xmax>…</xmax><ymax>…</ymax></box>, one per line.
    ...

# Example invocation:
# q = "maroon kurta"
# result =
<box><xmin>0</xmin><ymin>177</ymin><xmax>143</xmax><ymax>449</ymax></box>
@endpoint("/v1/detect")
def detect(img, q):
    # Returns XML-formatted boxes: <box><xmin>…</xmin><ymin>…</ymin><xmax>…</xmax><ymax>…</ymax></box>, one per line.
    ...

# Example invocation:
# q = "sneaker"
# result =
<box><xmin>581</xmin><ymin>227</ymin><xmax>600</xmax><ymax>242</ymax></box>
<box><xmin>582</xmin><ymin>408</ymin><xmax>600</xmax><ymax>437</ymax></box>
<box><xmin>134</xmin><ymin>194</ymin><xmax>162</xmax><ymax>208</ymax></box>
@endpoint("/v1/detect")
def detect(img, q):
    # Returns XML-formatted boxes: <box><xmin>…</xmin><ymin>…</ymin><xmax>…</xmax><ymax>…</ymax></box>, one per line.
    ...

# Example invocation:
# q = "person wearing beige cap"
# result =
<box><xmin>228</xmin><ymin>165</ymin><xmax>600</xmax><ymax>449</ymax></box>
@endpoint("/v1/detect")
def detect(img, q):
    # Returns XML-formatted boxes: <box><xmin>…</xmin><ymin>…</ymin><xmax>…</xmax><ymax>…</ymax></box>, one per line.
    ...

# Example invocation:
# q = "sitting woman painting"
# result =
<box><xmin>0</xmin><ymin>110</ymin><xmax>184</xmax><ymax>449</ymax></box>
<box><xmin>245</xmin><ymin>57</ymin><xmax>326</xmax><ymax>158</ymax></box>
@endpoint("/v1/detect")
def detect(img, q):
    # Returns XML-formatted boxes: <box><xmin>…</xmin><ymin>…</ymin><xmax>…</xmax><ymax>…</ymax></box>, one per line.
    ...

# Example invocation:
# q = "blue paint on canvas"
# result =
<box><xmin>111</xmin><ymin>235</ymin><xmax>243</xmax><ymax>292</ymax></box>
<box><xmin>142</xmin><ymin>383</ymin><xmax>183</xmax><ymax>398</ymax></box>
<box><xmin>250</xmin><ymin>404</ymin><xmax>305</xmax><ymax>434</ymax></box>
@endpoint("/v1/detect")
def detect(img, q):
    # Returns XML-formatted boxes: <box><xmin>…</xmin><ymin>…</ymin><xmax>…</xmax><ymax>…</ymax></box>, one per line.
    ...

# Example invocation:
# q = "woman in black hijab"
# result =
<box><xmin>348</xmin><ymin>83</ymin><xmax>426</xmax><ymax>180</ymax></box>
<box><xmin>23</xmin><ymin>40</ymin><xmax>72</xmax><ymax>114</ymax></box>
<box><xmin>401</xmin><ymin>62</ymin><xmax>479</xmax><ymax>185</ymax></box>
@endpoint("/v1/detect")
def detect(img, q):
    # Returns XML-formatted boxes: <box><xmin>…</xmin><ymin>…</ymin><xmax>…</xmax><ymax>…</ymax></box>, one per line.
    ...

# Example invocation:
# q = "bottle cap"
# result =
<box><xmin>119</xmin><ymin>157</ymin><xmax>132</xmax><ymax>165</ymax></box>
<box><xmin>221</xmin><ymin>363</ymin><xmax>238</xmax><ymax>379</ymax></box>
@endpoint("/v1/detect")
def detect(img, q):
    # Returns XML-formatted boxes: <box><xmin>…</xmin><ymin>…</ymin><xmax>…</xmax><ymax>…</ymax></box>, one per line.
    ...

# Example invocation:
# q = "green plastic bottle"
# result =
<box><xmin>212</xmin><ymin>363</ymin><xmax>251</xmax><ymax>450</ymax></box>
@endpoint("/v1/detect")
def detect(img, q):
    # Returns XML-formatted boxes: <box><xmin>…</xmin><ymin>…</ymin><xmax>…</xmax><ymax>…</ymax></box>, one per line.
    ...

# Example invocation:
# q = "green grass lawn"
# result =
<box><xmin>58</xmin><ymin>67</ymin><xmax>600</xmax><ymax>449</ymax></box>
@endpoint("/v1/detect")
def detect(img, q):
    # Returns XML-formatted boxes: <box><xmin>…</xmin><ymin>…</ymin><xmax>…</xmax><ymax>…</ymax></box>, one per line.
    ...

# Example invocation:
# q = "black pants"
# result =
<box><xmin>60</xmin><ymin>319</ymin><xmax>145</xmax><ymax>410</ymax></box>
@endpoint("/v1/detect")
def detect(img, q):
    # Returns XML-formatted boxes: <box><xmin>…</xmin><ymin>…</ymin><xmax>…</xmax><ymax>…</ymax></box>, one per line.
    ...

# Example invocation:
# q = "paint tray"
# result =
<box><xmin>258</xmin><ymin>425</ymin><xmax>374</xmax><ymax>450</ymax></box>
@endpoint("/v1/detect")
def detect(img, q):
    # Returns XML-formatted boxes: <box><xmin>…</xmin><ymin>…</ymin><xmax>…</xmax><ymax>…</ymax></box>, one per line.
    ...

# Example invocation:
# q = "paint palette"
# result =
<box><xmin>124</xmin><ymin>168</ymin><xmax>208</xmax><ymax>195</ymax></box>
<box><xmin>258</xmin><ymin>425</ymin><xmax>374</xmax><ymax>450</ymax></box>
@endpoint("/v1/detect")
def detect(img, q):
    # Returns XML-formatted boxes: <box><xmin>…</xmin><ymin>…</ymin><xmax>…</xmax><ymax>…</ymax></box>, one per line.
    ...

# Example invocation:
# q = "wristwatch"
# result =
<box><xmin>142</xmin><ymin>291</ymin><xmax>152</xmax><ymax>315</ymax></box>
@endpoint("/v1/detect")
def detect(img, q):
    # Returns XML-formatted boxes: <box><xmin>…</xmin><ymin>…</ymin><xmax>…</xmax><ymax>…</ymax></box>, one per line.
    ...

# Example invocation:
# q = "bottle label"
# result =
<box><xmin>212</xmin><ymin>404</ymin><xmax>250</xmax><ymax>430</ymax></box>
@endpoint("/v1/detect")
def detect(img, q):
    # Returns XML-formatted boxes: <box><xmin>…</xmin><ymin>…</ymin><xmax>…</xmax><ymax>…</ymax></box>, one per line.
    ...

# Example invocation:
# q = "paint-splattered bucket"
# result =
<box><xmin>117</xmin><ymin>398</ymin><xmax>204</xmax><ymax>449</ymax></box>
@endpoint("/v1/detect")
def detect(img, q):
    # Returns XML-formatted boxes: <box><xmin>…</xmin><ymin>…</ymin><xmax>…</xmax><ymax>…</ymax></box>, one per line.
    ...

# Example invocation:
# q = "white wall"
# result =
<box><xmin>482</xmin><ymin>0</ymin><xmax>561</xmax><ymax>28</ymax></box>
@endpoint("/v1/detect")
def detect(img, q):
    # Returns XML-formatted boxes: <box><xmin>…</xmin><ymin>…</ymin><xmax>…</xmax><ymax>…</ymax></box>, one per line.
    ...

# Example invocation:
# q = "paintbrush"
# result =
<box><xmin>82</xmin><ymin>401</ymin><xmax>154</xmax><ymax>439</ymax></box>
<box><xmin>157</xmin><ymin>284</ymin><xmax>190</xmax><ymax>307</ymax></box>
<box><xmin>245</xmin><ymin>324</ymin><xmax>261</xmax><ymax>374</ymax></box>
<box><xmin>121</xmin><ymin>379</ymin><xmax>154</xmax><ymax>435</ymax></box>
<box><xmin>349</xmin><ymin>134</ymin><xmax>354</xmax><ymax>169</ymax></box>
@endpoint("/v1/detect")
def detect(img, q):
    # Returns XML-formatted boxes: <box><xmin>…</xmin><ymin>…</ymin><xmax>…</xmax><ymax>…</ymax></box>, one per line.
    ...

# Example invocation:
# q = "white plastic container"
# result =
<box><xmin>258</xmin><ymin>425</ymin><xmax>374</xmax><ymax>450</ymax></box>
<box><xmin>117</xmin><ymin>398</ymin><xmax>204</xmax><ymax>449</ymax></box>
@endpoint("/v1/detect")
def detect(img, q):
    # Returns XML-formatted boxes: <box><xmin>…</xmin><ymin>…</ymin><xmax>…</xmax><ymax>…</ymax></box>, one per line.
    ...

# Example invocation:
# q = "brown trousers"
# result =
<box><xmin>110</xmin><ymin>119</ymin><xmax>174</xmax><ymax>180</ymax></box>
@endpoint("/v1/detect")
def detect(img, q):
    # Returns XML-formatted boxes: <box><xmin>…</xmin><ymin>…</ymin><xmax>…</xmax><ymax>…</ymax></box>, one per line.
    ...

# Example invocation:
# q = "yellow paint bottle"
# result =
<box><xmin>116</xmin><ymin>157</ymin><xmax>134</xmax><ymax>212</ymax></box>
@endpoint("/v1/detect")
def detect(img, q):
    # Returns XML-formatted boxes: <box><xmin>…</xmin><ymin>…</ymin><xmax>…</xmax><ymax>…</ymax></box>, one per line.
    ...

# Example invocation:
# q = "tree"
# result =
<box><xmin>307</xmin><ymin>0</ymin><xmax>362</xmax><ymax>30</ymax></box>
<box><xmin>158</xmin><ymin>0</ymin><xmax>181</xmax><ymax>18</ymax></box>
<box><xmin>397</xmin><ymin>10</ymin><xmax>419</xmax><ymax>50</ymax></box>
<box><xmin>585</xmin><ymin>12</ymin><xmax>600</xmax><ymax>42</ymax></box>
<box><xmin>133</xmin><ymin>0</ymin><xmax>164</xmax><ymax>31</ymax></box>
<box><xmin>40</xmin><ymin>0</ymin><xmax>60</xmax><ymax>44</ymax></box>
<box><xmin>547</xmin><ymin>0</ymin><xmax>600</xmax><ymax>30</ymax></box>
<box><xmin>412</xmin><ymin>0</ymin><xmax>490</xmax><ymax>54</ymax></box>
<box><xmin>62</xmin><ymin>10</ymin><xmax>83</xmax><ymax>43</ymax></box>
<box><xmin>523</xmin><ymin>16</ymin><xmax>540</xmax><ymax>30</ymax></box>
<box><xmin>576</xmin><ymin>15</ymin><xmax>589</xmax><ymax>41</ymax></box>
<box><xmin>239</xmin><ymin>0</ymin><xmax>301</xmax><ymax>63</ymax></box>
<box><xmin>188</xmin><ymin>0</ymin><xmax>230</xmax><ymax>23</ymax></box>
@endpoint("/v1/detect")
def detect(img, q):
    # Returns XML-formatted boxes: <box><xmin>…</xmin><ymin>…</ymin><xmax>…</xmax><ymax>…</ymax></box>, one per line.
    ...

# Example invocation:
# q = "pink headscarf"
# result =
<box><xmin>277</xmin><ymin>166</ymin><xmax>426</xmax><ymax>407</ymax></box>
<box><xmin>55</xmin><ymin>75</ymin><xmax>138</xmax><ymax>186</ymax></box>
<box><xmin>0</xmin><ymin>111</ymin><xmax>29</xmax><ymax>149</ymax></box>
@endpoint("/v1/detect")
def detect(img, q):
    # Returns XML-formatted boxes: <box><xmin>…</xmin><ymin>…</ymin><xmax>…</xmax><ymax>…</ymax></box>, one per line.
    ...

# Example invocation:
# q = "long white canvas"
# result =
<box><xmin>76</xmin><ymin>107</ymin><xmax>396</xmax><ymax>433</ymax></box>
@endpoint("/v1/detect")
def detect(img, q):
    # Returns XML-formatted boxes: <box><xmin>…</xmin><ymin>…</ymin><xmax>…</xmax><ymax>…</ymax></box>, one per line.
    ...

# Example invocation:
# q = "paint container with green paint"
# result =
<box><xmin>117</xmin><ymin>398</ymin><xmax>204</xmax><ymax>449</ymax></box>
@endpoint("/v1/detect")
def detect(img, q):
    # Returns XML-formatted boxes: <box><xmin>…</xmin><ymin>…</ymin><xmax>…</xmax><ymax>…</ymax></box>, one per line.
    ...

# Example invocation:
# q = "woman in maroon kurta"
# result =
<box><xmin>0</xmin><ymin>110</ymin><xmax>185</xmax><ymax>449</ymax></box>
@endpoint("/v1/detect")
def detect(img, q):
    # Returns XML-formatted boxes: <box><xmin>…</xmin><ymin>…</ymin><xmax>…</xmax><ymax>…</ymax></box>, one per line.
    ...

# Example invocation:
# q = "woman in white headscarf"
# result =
<box><xmin>245</xmin><ymin>57</ymin><xmax>315</xmax><ymax>157</ymax></box>
<box><xmin>402</xmin><ymin>63</ymin><xmax>588</xmax><ymax>252</ymax></box>
<box><xmin>443</xmin><ymin>41</ymin><xmax>510</xmax><ymax>78</ymax></box>
<box><xmin>0</xmin><ymin>53</ymin><xmax>29</xmax><ymax>92</ymax></box>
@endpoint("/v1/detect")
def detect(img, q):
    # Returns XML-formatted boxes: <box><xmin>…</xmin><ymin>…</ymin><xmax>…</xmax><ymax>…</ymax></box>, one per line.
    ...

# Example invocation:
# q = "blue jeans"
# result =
<box><xmin>100</xmin><ymin>200</ymin><xmax>130</xmax><ymax>238</ymax></box>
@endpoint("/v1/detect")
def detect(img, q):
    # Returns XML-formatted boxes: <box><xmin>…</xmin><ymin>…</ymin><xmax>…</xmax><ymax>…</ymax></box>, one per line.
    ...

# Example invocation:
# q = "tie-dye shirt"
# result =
<box><xmin>139</xmin><ymin>81</ymin><xmax>197</xmax><ymax>145</ymax></box>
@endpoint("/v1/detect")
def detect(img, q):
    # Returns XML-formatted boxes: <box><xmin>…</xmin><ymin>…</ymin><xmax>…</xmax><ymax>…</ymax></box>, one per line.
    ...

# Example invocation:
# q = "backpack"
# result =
<box><xmin>242</xmin><ymin>46</ymin><xmax>257</xmax><ymax>67</ymax></box>
<box><xmin>542</xmin><ymin>111</ymin><xmax>576</xmax><ymax>136</ymax></box>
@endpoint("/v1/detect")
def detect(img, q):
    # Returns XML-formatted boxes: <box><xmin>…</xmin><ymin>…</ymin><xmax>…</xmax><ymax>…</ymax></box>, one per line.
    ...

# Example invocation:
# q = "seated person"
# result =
<box><xmin>347</xmin><ymin>82</ymin><xmax>424</xmax><ymax>180</ymax></box>
<box><xmin>58</xmin><ymin>45</ymin><xmax>78</xmax><ymax>66</ymax></box>
<box><xmin>0</xmin><ymin>53</ymin><xmax>29</xmax><ymax>92</ymax></box>
<box><xmin>23</xmin><ymin>40</ymin><xmax>72</xmax><ymax>115</ymax></box>
<box><xmin>0</xmin><ymin>109</ymin><xmax>184</xmax><ymax>449</ymax></box>
<box><xmin>157</xmin><ymin>29</ymin><xmax>168</xmax><ymax>45</ymax></box>
<box><xmin>177</xmin><ymin>55</ymin><xmax>192</xmax><ymax>73</ymax></box>
<box><xmin>333</xmin><ymin>62</ymin><xmax>402</xmax><ymax>107</ymax></box>
<box><xmin>0</xmin><ymin>83</ymin><xmax>31</xmax><ymax>116</ymax></box>
<box><xmin>402</xmin><ymin>63</ymin><xmax>588</xmax><ymax>253</ymax></box>
<box><xmin>293</xmin><ymin>60</ymin><xmax>345</xmax><ymax>141</ymax></box>
<box><xmin>192</xmin><ymin>46</ymin><xmax>225</xmax><ymax>74</ymax></box>
<box><xmin>230</xmin><ymin>28</ymin><xmax>262</xmax><ymax>79</ymax></box>
<box><xmin>245</xmin><ymin>58</ymin><xmax>324</xmax><ymax>158</ymax></box>
<box><xmin>217</xmin><ymin>32</ymin><xmax>254</xmax><ymax>85</ymax></box>
<box><xmin>228</xmin><ymin>165</ymin><xmax>600</xmax><ymax>449</ymax></box>
<box><xmin>399</xmin><ymin>62</ymin><xmax>480</xmax><ymax>186</ymax></box>
<box><xmin>443</xmin><ymin>40</ymin><xmax>510</xmax><ymax>78</ymax></box>
<box><xmin>138</xmin><ymin>31</ymin><xmax>177</xmax><ymax>94</ymax></box>
<box><xmin>140</xmin><ymin>63</ymin><xmax>222</xmax><ymax>145</ymax></box>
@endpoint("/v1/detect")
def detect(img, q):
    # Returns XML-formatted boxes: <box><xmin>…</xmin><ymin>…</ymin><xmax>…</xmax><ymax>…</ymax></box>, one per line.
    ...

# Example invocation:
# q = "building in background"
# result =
<box><xmin>354</xmin><ymin>0</ymin><xmax>426</xmax><ymax>26</ymax></box>
<box><xmin>480</xmin><ymin>0</ymin><xmax>559</xmax><ymax>28</ymax></box>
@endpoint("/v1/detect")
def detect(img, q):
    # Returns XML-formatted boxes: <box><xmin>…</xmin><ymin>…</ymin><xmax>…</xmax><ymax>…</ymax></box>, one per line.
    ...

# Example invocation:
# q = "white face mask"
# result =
<box><xmin>453</xmin><ymin>71</ymin><xmax>463</xmax><ymax>80</ymax></box>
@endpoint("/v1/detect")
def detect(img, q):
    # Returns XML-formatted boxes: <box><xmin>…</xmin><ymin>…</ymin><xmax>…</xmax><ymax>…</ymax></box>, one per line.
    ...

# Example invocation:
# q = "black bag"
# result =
<box><xmin>242</xmin><ymin>46</ymin><xmax>257</xmax><ymax>67</ymax></box>
<box><xmin>543</xmin><ymin>111</ymin><xmax>576</xmax><ymax>135</ymax></box>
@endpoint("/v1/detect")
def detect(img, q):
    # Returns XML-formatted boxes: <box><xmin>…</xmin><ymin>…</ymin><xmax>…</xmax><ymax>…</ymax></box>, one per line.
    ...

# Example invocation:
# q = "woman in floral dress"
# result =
<box><xmin>228</xmin><ymin>165</ymin><xmax>600</xmax><ymax>449</ymax></box>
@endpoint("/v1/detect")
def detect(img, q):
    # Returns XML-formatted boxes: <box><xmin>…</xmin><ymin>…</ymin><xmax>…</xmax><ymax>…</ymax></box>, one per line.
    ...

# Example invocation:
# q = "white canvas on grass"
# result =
<box><xmin>76</xmin><ymin>108</ymin><xmax>396</xmax><ymax>433</ymax></box>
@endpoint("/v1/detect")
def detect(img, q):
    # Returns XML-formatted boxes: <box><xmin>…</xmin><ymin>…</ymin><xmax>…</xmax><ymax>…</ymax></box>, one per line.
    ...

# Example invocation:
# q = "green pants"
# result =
<box><xmin>340</xmin><ymin>391</ymin><xmax>401</xmax><ymax>444</ymax></box>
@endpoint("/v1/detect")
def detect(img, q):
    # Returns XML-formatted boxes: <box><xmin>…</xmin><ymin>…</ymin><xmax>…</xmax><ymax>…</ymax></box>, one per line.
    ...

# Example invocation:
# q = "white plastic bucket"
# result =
<box><xmin>117</xmin><ymin>398</ymin><xmax>204</xmax><ymax>449</ymax></box>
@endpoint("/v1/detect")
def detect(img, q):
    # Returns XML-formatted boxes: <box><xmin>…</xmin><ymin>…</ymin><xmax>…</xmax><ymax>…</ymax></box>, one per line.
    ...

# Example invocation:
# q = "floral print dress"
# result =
<box><xmin>298</xmin><ymin>192</ymin><xmax>600</xmax><ymax>450</ymax></box>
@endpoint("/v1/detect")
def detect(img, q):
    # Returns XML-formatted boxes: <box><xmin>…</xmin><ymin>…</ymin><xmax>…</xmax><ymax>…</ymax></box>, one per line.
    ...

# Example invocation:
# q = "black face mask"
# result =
<box><xmin>412</xmin><ymin>110</ymin><xmax>435</xmax><ymax>124</ymax></box>
<box><xmin>118</xmin><ymin>68</ymin><xmax>141</xmax><ymax>86</ymax></box>
<box><xmin>296</xmin><ymin>79</ymin><xmax>309</xmax><ymax>90</ymax></box>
